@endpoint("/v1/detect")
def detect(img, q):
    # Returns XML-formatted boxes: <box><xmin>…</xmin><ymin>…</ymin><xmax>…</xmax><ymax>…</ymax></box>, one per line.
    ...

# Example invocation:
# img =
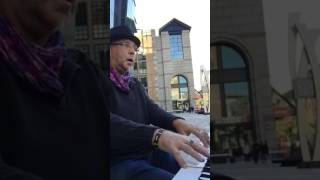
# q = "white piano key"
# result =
<box><xmin>199</xmin><ymin>177</ymin><xmax>210</xmax><ymax>180</ymax></box>
<box><xmin>201</xmin><ymin>172</ymin><xmax>210</xmax><ymax>176</ymax></box>
<box><xmin>173</xmin><ymin>133</ymin><xmax>210</xmax><ymax>180</ymax></box>
<box><xmin>172</xmin><ymin>166</ymin><xmax>203</xmax><ymax>180</ymax></box>
<box><xmin>173</xmin><ymin>159</ymin><xmax>210</xmax><ymax>180</ymax></box>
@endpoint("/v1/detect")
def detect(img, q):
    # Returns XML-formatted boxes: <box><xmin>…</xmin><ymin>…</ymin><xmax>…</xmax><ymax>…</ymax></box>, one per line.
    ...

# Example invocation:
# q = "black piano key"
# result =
<box><xmin>200</xmin><ymin>173</ymin><xmax>210</xmax><ymax>178</ymax></box>
<box><xmin>203</xmin><ymin>166</ymin><xmax>210</xmax><ymax>172</ymax></box>
<box><xmin>198</xmin><ymin>160</ymin><xmax>210</xmax><ymax>180</ymax></box>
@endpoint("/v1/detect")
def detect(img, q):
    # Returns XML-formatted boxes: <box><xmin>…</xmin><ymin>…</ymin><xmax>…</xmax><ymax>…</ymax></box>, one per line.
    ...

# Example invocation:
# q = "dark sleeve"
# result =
<box><xmin>146</xmin><ymin>97</ymin><xmax>181</xmax><ymax>131</ymax></box>
<box><xmin>136</xmin><ymin>80</ymin><xmax>184</xmax><ymax>131</ymax></box>
<box><xmin>110</xmin><ymin>113</ymin><xmax>157</xmax><ymax>153</ymax></box>
<box><xmin>0</xmin><ymin>65</ymin><xmax>44</xmax><ymax>180</ymax></box>
<box><xmin>0</xmin><ymin>156</ymin><xmax>43</xmax><ymax>180</ymax></box>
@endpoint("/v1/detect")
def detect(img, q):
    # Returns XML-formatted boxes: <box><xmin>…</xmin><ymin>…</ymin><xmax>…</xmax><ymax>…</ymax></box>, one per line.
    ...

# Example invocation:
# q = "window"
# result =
<box><xmin>133</xmin><ymin>55</ymin><xmax>147</xmax><ymax>78</ymax></box>
<box><xmin>126</xmin><ymin>0</ymin><xmax>136</xmax><ymax>24</ymax></box>
<box><xmin>139</xmin><ymin>60</ymin><xmax>146</xmax><ymax>69</ymax></box>
<box><xmin>91</xmin><ymin>0</ymin><xmax>108</xmax><ymax>39</ymax></box>
<box><xmin>221</xmin><ymin>46</ymin><xmax>246</xmax><ymax>69</ymax></box>
<box><xmin>224</xmin><ymin>82</ymin><xmax>250</xmax><ymax>117</ymax></box>
<box><xmin>110</xmin><ymin>0</ymin><xmax>115</xmax><ymax>28</ymax></box>
<box><xmin>211</xmin><ymin>44</ymin><xmax>253</xmax><ymax>154</ymax></box>
<box><xmin>171</xmin><ymin>75</ymin><xmax>189</xmax><ymax>110</ymax></box>
<box><xmin>224</xmin><ymin>82</ymin><xmax>249</xmax><ymax>97</ymax></box>
<box><xmin>171</xmin><ymin>88</ymin><xmax>179</xmax><ymax>100</ymax></box>
<box><xmin>211</xmin><ymin>44</ymin><xmax>251</xmax><ymax>120</ymax></box>
<box><xmin>75</xmin><ymin>2</ymin><xmax>88</xmax><ymax>40</ymax></box>
<box><xmin>170</xmin><ymin>35</ymin><xmax>183</xmax><ymax>60</ymax></box>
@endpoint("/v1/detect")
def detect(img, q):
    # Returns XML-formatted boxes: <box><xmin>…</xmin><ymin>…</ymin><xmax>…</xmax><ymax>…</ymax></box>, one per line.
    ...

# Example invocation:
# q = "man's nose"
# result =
<box><xmin>129</xmin><ymin>48</ymin><xmax>136</xmax><ymax>55</ymax></box>
<box><xmin>128</xmin><ymin>48</ymin><xmax>136</xmax><ymax>55</ymax></box>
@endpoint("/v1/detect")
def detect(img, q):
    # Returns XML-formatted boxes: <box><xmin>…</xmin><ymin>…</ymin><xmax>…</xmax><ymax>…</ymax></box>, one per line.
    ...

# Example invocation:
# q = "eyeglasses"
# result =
<box><xmin>111</xmin><ymin>42</ymin><xmax>139</xmax><ymax>53</ymax></box>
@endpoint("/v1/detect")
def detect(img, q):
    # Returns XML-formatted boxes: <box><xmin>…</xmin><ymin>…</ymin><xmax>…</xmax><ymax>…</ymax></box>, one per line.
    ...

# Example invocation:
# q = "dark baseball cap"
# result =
<box><xmin>110</xmin><ymin>26</ymin><xmax>141</xmax><ymax>48</ymax></box>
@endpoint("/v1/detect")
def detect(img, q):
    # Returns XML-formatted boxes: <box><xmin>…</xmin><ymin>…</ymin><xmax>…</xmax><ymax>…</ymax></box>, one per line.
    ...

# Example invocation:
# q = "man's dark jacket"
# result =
<box><xmin>0</xmin><ymin>50</ymin><xmax>157</xmax><ymax>180</ymax></box>
<box><xmin>110</xmin><ymin>76</ymin><xmax>180</xmax><ymax>165</ymax></box>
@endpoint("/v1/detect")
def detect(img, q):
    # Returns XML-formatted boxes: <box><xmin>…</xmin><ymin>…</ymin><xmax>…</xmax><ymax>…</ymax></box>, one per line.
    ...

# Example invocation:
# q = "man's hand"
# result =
<box><xmin>157</xmin><ymin>130</ymin><xmax>209</xmax><ymax>168</ymax></box>
<box><xmin>173</xmin><ymin>118</ymin><xmax>210</xmax><ymax>148</ymax></box>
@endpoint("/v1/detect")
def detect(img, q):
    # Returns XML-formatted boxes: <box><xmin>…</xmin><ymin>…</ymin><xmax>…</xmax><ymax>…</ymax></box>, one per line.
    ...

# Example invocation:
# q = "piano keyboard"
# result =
<box><xmin>198</xmin><ymin>160</ymin><xmax>210</xmax><ymax>180</ymax></box>
<box><xmin>172</xmin><ymin>160</ymin><xmax>210</xmax><ymax>180</ymax></box>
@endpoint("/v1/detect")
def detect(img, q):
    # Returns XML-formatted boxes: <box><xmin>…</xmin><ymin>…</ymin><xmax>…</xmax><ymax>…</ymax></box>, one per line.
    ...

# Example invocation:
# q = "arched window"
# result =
<box><xmin>220</xmin><ymin>46</ymin><xmax>246</xmax><ymax>69</ymax></box>
<box><xmin>212</xmin><ymin>43</ymin><xmax>253</xmax><ymax>153</ymax></box>
<box><xmin>171</xmin><ymin>75</ymin><xmax>189</xmax><ymax>110</ymax></box>
<box><xmin>212</xmin><ymin>45</ymin><xmax>250</xmax><ymax>118</ymax></box>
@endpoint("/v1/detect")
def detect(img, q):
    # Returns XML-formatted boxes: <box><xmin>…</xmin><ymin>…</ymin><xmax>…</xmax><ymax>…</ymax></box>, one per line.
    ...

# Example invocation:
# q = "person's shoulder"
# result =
<box><xmin>130</xmin><ymin>77</ymin><xmax>148</xmax><ymax>93</ymax></box>
<box><xmin>131</xmin><ymin>77</ymin><xmax>139</xmax><ymax>83</ymax></box>
<box><xmin>130</xmin><ymin>77</ymin><xmax>142</xmax><ymax>87</ymax></box>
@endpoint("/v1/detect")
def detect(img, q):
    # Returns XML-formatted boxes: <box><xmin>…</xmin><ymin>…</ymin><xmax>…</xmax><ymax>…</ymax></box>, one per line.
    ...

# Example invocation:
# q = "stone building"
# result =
<box><xmin>137</xmin><ymin>19</ymin><xmax>195</xmax><ymax>112</ymax></box>
<box><xmin>211</xmin><ymin>0</ymin><xmax>277</xmax><ymax>151</ymax></box>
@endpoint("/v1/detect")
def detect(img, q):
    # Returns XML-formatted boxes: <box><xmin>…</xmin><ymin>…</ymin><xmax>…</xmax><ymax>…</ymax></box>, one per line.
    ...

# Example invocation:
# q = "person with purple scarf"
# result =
<box><xmin>0</xmin><ymin>0</ymin><xmax>114</xmax><ymax>180</ymax></box>
<box><xmin>109</xmin><ymin>26</ymin><xmax>210</xmax><ymax>180</ymax></box>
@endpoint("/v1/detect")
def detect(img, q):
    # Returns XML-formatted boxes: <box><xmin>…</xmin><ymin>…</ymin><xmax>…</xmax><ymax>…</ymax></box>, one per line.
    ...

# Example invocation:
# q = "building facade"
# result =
<box><xmin>211</xmin><ymin>0</ymin><xmax>277</xmax><ymax>151</ymax></box>
<box><xmin>135</xmin><ymin>29</ymin><xmax>158</xmax><ymax>98</ymax></box>
<box><xmin>141</xmin><ymin>19</ymin><xmax>196</xmax><ymax>112</ymax></box>
<box><xmin>200</xmin><ymin>65</ymin><xmax>210</xmax><ymax>113</ymax></box>
<box><xmin>110</xmin><ymin>0</ymin><xmax>137</xmax><ymax>32</ymax></box>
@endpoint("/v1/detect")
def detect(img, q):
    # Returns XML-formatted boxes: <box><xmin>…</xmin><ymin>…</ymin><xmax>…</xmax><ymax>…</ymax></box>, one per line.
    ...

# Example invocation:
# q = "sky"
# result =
<box><xmin>135</xmin><ymin>0</ymin><xmax>210</xmax><ymax>91</ymax></box>
<box><xmin>262</xmin><ymin>0</ymin><xmax>320</xmax><ymax>94</ymax></box>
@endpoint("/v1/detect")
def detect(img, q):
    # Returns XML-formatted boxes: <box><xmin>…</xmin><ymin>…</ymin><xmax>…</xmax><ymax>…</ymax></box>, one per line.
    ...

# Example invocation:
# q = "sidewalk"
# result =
<box><xmin>172</xmin><ymin>112</ymin><xmax>210</xmax><ymax>133</ymax></box>
<box><xmin>214</xmin><ymin>161</ymin><xmax>320</xmax><ymax>180</ymax></box>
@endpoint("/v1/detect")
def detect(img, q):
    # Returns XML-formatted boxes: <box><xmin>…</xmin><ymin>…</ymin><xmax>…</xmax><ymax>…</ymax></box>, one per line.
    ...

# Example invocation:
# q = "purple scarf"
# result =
<box><xmin>0</xmin><ymin>17</ymin><xmax>66</xmax><ymax>97</ymax></box>
<box><xmin>109</xmin><ymin>67</ymin><xmax>132</xmax><ymax>93</ymax></box>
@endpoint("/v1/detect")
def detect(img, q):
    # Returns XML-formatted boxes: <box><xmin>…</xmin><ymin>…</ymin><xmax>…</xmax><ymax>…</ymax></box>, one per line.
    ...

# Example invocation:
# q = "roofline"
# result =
<box><xmin>159</xmin><ymin>18</ymin><xmax>191</xmax><ymax>33</ymax></box>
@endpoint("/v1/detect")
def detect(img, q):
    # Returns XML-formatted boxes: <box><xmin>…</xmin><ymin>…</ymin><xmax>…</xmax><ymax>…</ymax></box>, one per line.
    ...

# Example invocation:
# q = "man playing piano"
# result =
<box><xmin>109</xmin><ymin>26</ymin><xmax>210</xmax><ymax>180</ymax></box>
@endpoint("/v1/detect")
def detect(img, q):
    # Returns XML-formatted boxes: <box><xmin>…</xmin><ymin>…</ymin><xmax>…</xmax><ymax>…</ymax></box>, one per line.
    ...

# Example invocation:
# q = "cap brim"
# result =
<box><xmin>111</xmin><ymin>35</ymin><xmax>141</xmax><ymax>48</ymax></box>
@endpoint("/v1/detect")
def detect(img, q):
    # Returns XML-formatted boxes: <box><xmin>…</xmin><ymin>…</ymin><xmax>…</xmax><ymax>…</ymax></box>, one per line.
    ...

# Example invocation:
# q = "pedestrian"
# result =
<box><xmin>243</xmin><ymin>142</ymin><xmax>251</xmax><ymax>161</ymax></box>
<box><xmin>261</xmin><ymin>141</ymin><xmax>269</xmax><ymax>163</ymax></box>
<box><xmin>109</xmin><ymin>25</ymin><xmax>210</xmax><ymax>180</ymax></box>
<box><xmin>252</xmin><ymin>142</ymin><xmax>260</xmax><ymax>163</ymax></box>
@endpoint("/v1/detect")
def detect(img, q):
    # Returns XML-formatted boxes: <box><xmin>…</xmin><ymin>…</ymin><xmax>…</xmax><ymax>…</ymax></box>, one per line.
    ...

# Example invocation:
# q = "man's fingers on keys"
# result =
<box><xmin>193</xmin><ymin>130</ymin><xmax>209</xmax><ymax>148</ymax></box>
<box><xmin>181</xmin><ymin>143</ymin><xmax>205</xmax><ymax>162</ymax></box>
<box><xmin>191</xmin><ymin>142</ymin><xmax>210</xmax><ymax>158</ymax></box>
<box><xmin>172</xmin><ymin>149</ymin><xmax>187</xmax><ymax>168</ymax></box>
<box><xmin>202</xmin><ymin>132</ymin><xmax>210</xmax><ymax>147</ymax></box>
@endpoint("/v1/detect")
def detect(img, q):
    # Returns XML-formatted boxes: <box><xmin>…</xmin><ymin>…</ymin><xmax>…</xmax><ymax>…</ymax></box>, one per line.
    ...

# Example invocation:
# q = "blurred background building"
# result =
<box><xmin>200</xmin><ymin>65</ymin><xmax>210</xmax><ymax>113</ymax></box>
<box><xmin>211</xmin><ymin>0</ymin><xmax>277</xmax><ymax>153</ymax></box>
<box><xmin>110</xmin><ymin>0</ymin><xmax>137</xmax><ymax>32</ymax></box>
<box><xmin>212</xmin><ymin>0</ymin><xmax>320</xmax><ymax>166</ymax></box>
<box><xmin>61</xmin><ymin>0</ymin><xmax>108</xmax><ymax>70</ymax></box>
<box><xmin>61</xmin><ymin>0</ymin><xmax>138</xmax><ymax>71</ymax></box>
